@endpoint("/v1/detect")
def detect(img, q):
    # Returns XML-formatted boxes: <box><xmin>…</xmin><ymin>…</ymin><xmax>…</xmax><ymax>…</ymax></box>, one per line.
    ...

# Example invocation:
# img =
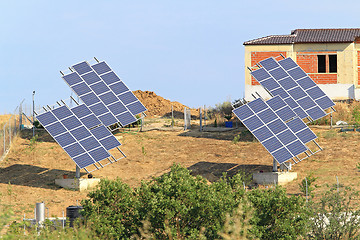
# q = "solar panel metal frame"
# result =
<box><xmin>233</xmin><ymin>97</ymin><xmax>310</xmax><ymax>164</ymax></box>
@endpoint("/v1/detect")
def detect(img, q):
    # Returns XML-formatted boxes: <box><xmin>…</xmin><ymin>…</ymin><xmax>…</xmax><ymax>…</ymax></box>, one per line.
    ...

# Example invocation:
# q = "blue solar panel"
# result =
<box><xmin>287</xmin><ymin>140</ymin><xmax>308</xmax><ymax>156</ymax></box>
<box><xmin>70</xmin><ymin>126</ymin><xmax>92</xmax><ymax>141</ymax></box>
<box><xmin>91</xmin><ymin>62</ymin><xmax>111</xmax><ymax>75</ymax></box>
<box><xmin>297</xmin><ymin>97</ymin><xmax>317</xmax><ymax>110</ymax></box>
<box><xmin>252</xmin><ymin>126</ymin><xmax>273</xmax><ymax>142</ymax></box>
<box><xmin>283</xmin><ymin>97</ymin><xmax>298</xmax><ymax>108</ymax></box>
<box><xmin>109</xmin><ymin>81</ymin><xmax>129</xmax><ymax>95</ymax></box>
<box><xmin>262</xmin><ymin>136</ymin><xmax>282</xmax><ymax>153</ymax></box>
<box><xmin>261</xmin><ymin>78</ymin><xmax>280</xmax><ymax>90</ymax></box>
<box><xmin>79</xmin><ymin>137</ymin><xmax>102</xmax><ymax>151</ymax></box>
<box><xmin>297</xmin><ymin>128</ymin><xmax>317</xmax><ymax>144</ymax></box>
<box><xmin>72</xmin><ymin>62</ymin><xmax>92</xmax><ymax>75</ymax></box>
<box><xmin>107</xmin><ymin>102</ymin><xmax>128</xmax><ymax>116</ymax></box>
<box><xmin>52</xmin><ymin>106</ymin><xmax>73</xmax><ymax>120</ymax></box>
<box><xmin>127</xmin><ymin>101</ymin><xmax>147</xmax><ymax>116</ymax></box>
<box><xmin>243</xmin><ymin>115</ymin><xmax>263</xmax><ymax>131</ymax></box>
<box><xmin>266</xmin><ymin>96</ymin><xmax>286</xmax><ymax>111</ymax></box>
<box><xmin>61</xmin><ymin>116</ymin><xmax>82</xmax><ymax>130</ymax></box>
<box><xmin>272</xmin><ymin>147</ymin><xmax>293</xmax><ymax>164</ymax></box>
<box><xmin>306</xmin><ymin>106</ymin><xmax>327</xmax><ymax>121</ymax></box>
<box><xmin>82</xmin><ymin>71</ymin><xmax>102</xmax><ymax>85</ymax></box>
<box><xmin>278</xmin><ymin>58</ymin><xmax>298</xmax><ymax>71</ymax></box>
<box><xmin>116</xmin><ymin>112</ymin><xmax>137</xmax><ymax>126</ymax></box>
<box><xmin>248</xmin><ymin>98</ymin><xmax>268</xmax><ymax>113</ymax></box>
<box><xmin>233</xmin><ymin>105</ymin><xmax>253</xmax><ymax>121</ymax></box>
<box><xmin>81</xmin><ymin>92</ymin><xmax>101</xmax><ymax>106</ymax></box>
<box><xmin>89</xmin><ymin>147</ymin><xmax>110</xmax><ymax>162</ymax></box>
<box><xmin>80</xmin><ymin>114</ymin><xmax>102</xmax><ymax>129</ymax></box>
<box><xmin>288</xmin><ymin>67</ymin><xmax>307</xmax><ymax>80</ymax></box>
<box><xmin>307</xmin><ymin>86</ymin><xmax>325</xmax><ymax>100</ymax></box>
<box><xmin>293</xmin><ymin>107</ymin><xmax>308</xmax><ymax>119</ymax></box>
<box><xmin>250</xmin><ymin>68</ymin><xmax>271</xmax><ymax>82</ymax></box>
<box><xmin>71</xmin><ymin>104</ymin><xmax>92</xmax><ymax>119</ymax></box>
<box><xmin>90</xmin><ymin>126</ymin><xmax>111</xmax><ymax>140</ymax></box>
<box><xmin>100</xmin><ymin>136</ymin><xmax>121</xmax><ymax>150</ymax></box>
<box><xmin>36</xmin><ymin>112</ymin><xmax>57</xmax><ymax>126</ymax></box>
<box><xmin>99</xmin><ymin>92</ymin><xmax>118</xmax><ymax>105</ymax></box>
<box><xmin>118</xmin><ymin>91</ymin><xmax>137</xmax><ymax>105</ymax></box>
<box><xmin>278</xmin><ymin>77</ymin><xmax>297</xmax><ymax>90</ymax></box>
<box><xmin>276</xmin><ymin>130</ymin><xmax>297</xmax><ymax>146</ymax></box>
<box><xmin>267</xmin><ymin>119</ymin><xmax>287</xmax><ymax>134</ymax></box>
<box><xmin>73</xmin><ymin>153</ymin><xmax>95</xmax><ymax>169</ymax></box>
<box><xmin>260</xmin><ymin>57</ymin><xmax>279</xmax><ymax>71</ymax></box>
<box><xmin>91</xmin><ymin>81</ymin><xmax>110</xmax><ymax>95</ymax></box>
<box><xmin>64</xmin><ymin>142</ymin><xmax>86</xmax><ymax>158</ymax></box>
<box><xmin>316</xmin><ymin>96</ymin><xmax>335</xmax><ymax>110</ymax></box>
<box><xmin>276</xmin><ymin>106</ymin><xmax>296</xmax><ymax>122</ymax></box>
<box><xmin>297</xmin><ymin>77</ymin><xmax>317</xmax><ymax>90</ymax></box>
<box><xmin>46</xmin><ymin>122</ymin><xmax>67</xmax><ymax>137</ymax></box>
<box><xmin>72</xmin><ymin>82</ymin><xmax>92</xmax><ymax>96</ymax></box>
<box><xmin>256</xmin><ymin>108</ymin><xmax>277</xmax><ymax>124</ymax></box>
<box><xmin>286</xmin><ymin>117</ymin><xmax>307</xmax><ymax>133</ymax></box>
<box><xmin>89</xmin><ymin>102</ymin><xmax>109</xmax><ymax>116</ymax></box>
<box><xmin>63</xmin><ymin>72</ymin><xmax>82</xmax><ymax>87</ymax></box>
<box><xmin>288</xmin><ymin>87</ymin><xmax>307</xmax><ymax>100</ymax></box>
<box><xmin>101</xmin><ymin>72</ymin><xmax>121</xmax><ymax>85</ymax></box>
<box><xmin>98</xmin><ymin>112</ymin><xmax>118</xmax><ymax>126</ymax></box>
<box><xmin>54</xmin><ymin>132</ymin><xmax>76</xmax><ymax>148</ymax></box>
<box><xmin>269</xmin><ymin>67</ymin><xmax>288</xmax><ymax>80</ymax></box>
<box><xmin>270</xmin><ymin>87</ymin><xmax>289</xmax><ymax>99</ymax></box>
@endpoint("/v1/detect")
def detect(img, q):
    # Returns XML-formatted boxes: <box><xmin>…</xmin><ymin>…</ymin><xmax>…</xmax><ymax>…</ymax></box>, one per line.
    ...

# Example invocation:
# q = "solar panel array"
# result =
<box><xmin>62</xmin><ymin>60</ymin><xmax>146</xmax><ymax>127</ymax></box>
<box><xmin>233</xmin><ymin>98</ymin><xmax>316</xmax><ymax>164</ymax></box>
<box><xmin>36</xmin><ymin>105</ymin><xmax>122</xmax><ymax>169</ymax></box>
<box><xmin>251</xmin><ymin>57</ymin><xmax>335</xmax><ymax>121</ymax></box>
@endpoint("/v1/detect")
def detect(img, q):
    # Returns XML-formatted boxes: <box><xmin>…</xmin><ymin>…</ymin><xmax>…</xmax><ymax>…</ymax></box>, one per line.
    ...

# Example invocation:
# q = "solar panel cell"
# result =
<box><xmin>306</xmin><ymin>106</ymin><xmax>326</xmax><ymax>121</ymax></box>
<box><xmin>79</xmin><ymin>137</ymin><xmax>102</xmax><ymax>151</ymax></box>
<box><xmin>283</xmin><ymin>97</ymin><xmax>298</xmax><ymax>108</ymax></box>
<box><xmin>61</xmin><ymin>116</ymin><xmax>82</xmax><ymax>130</ymax></box>
<box><xmin>71</xmin><ymin>104</ymin><xmax>92</xmax><ymax>119</ymax></box>
<box><xmin>63</xmin><ymin>72</ymin><xmax>82</xmax><ymax>86</ymax></box>
<box><xmin>89</xmin><ymin>102</ymin><xmax>109</xmax><ymax>116</ymax></box>
<box><xmin>272</xmin><ymin>147</ymin><xmax>293</xmax><ymax>164</ymax></box>
<box><xmin>89</xmin><ymin>147</ymin><xmax>110</xmax><ymax>162</ymax></box>
<box><xmin>81</xmin><ymin>92</ymin><xmax>101</xmax><ymax>106</ymax></box>
<box><xmin>297</xmin><ymin>96</ymin><xmax>317</xmax><ymax>110</ymax></box>
<box><xmin>262</xmin><ymin>136</ymin><xmax>282</xmax><ymax>153</ymax></box>
<box><xmin>276</xmin><ymin>130</ymin><xmax>297</xmax><ymax>145</ymax></box>
<box><xmin>252</xmin><ymin>126</ymin><xmax>273</xmax><ymax>142</ymax></box>
<box><xmin>54</xmin><ymin>132</ymin><xmax>76</xmax><ymax>148</ymax></box>
<box><xmin>73</xmin><ymin>153</ymin><xmax>95</xmax><ymax>169</ymax></box>
<box><xmin>260</xmin><ymin>57</ymin><xmax>279</xmax><ymax>71</ymax></box>
<box><xmin>297</xmin><ymin>77</ymin><xmax>317</xmax><ymax>90</ymax></box>
<box><xmin>288</xmin><ymin>87</ymin><xmax>307</xmax><ymax>100</ymax></box>
<box><xmin>266</xmin><ymin>96</ymin><xmax>286</xmax><ymax>111</ymax></box>
<box><xmin>116</xmin><ymin>112</ymin><xmax>137</xmax><ymax>126</ymax></box>
<box><xmin>80</xmin><ymin>114</ymin><xmax>102</xmax><ymax>129</ymax></box>
<box><xmin>307</xmin><ymin>86</ymin><xmax>325</xmax><ymax>100</ymax></box>
<box><xmin>52</xmin><ymin>106</ymin><xmax>73</xmax><ymax>120</ymax></box>
<box><xmin>251</xmin><ymin>68</ymin><xmax>271</xmax><ymax>82</ymax></box>
<box><xmin>127</xmin><ymin>101</ymin><xmax>147</xmax><ymax>116</ymax></box>
<box><xmin>108</xmin><ymin>81</ymin><xmax>129</xmax><ymax>95</ymax></box>
<box><xmin>99</xmin><ymin>92</ymin><xmax>118</xmax><ymax>105</ymax></box>
<box><xmin>269</xmin><ymin>67</ymin><xmax>288</xmax><ymax>80</ymax></box>
<box><xmin>90</xmin><ymin>126</ymin><xmax>111</xmax><ymax>140</ymax></box>
<box><xmin>275</xmin><ymin>106</ymin><xmax>296</xmax><ymax>122</ymax></box>
<box><xmin>98</xmin><ymin>112</ymin><xmax>118</xmax><ymax>126</ymax></box>
<box><xmin>46</xmin><ymin>122</ymin><xmax>67</xmax><ymax>137</ymax></box>
<box><xmin>261</xmin><ymin>78</ymin><xmax>280</xmax><ymax>90</ymax></box>
<box><xmin>286</xmin><ymin>117</ymin><xmax>307</xmax><ymax>133</ymax></box>
<box><xmin>118</xmin><ymin>91</ymin><xmax>138</xmax><ymax>105</ymax></box>
<box><xmin>296</xmin><ymin>128</ymin><xmax>317</xmax><ymax>144</ymax></box>
<box><xmin>288</xmin><ymin>67</ymin><xmax>307</xmax><ymax>80</ymax></box>
<box><xmin>36</xmin><ymin>112</ymin><xmax>57</xmax><ymax>126</ymax></box>
<box><xmin>72</xmin><ymin>82</ymin><xmax>92</xmax><ymax>96</ymax></box>
<box><xmin>233</xmin><ymin>105</ymin><xmax>253</xmax><ymax>121</ymax></box>
<box><xmin>257</xmin><ymin>109</ymin><xmax>277</xmax><ymax>124</ymax></box>
<box><xmin>70</xmin><ymin>126</ymin><xmax>92</xmax><ymax>141</ymax></box>
<box><xmin>91</xmin><ymin>81</ymin><xmax>110</xmax><ymax>95</ymax></box>
<box><xmin>101</xmin><ymin>72</ymin><xmax>120</xmax><ymax>85</ymax></box>
<box><xmin>278</xmin><ymin>77</ymin><xmax>297</xmax><ymax>90</ymax></box>
<box><xmin>286</xmin><ymin>140</ymin><xmax>308</xmax><ymax>156</ymax></box>
<box><xmin>270</xmin><ymin>87</ymin><xmax>289</xmax><ymax>99</ymax></box>
<box><xmin>267</xmin><ymin>119</ymin><xmax>287</xmax><ymax>134</ymax></box>
<box><xmin>91</xmin><ymin>62</ymin><xmax>111</xmax><ymax>75</ymax></box>
<box><xmin>72</xmin><ymin>62</ymin><xmax>92</xmax><ymax>75</ymax></box>
<box><xmin>64</xmin><ymin>142</ymin><xmax>85</xmax><ymax>158</ymax></box>
<box><xmin>292</xmin><ymin>107</ymin><xmax>308</xmax><ymax>119</ymax></box>
<box><xmin>82</xmin><ymin>71</ymin><xmax>102</xmax><ymax>85</ymax></box>
<box><xmin>107</xmin><ymin>102</ymin><xmax>127</xmax><ymax>116</ymax></box>
<box><xmin>278</xmin><ymin>58</ymin><xmax>298</xmax><ymax>71</ymax></box>
<box><xmin>316</xmin><ymin>96</ymin><xmax>335</xmax><ymax>110</ymax></box>
<box><xmin>242</xmin><ymin>115</ymin><xmax>263</xmax><ymax>131</ymax></box>
<box><xmin>100</xmin><ymin>136</ymin><xmax>121</xmax><ymax>150</ymax></box>
<box><xmin>247</xmin><ymin>98</ymin><xmax>268</xmax><ymax>113</ymax></box>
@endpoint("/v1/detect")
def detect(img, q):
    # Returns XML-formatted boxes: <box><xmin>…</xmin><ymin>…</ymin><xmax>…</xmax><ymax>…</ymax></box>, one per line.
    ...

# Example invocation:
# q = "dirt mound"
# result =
<box><xmin>133</xmin><ymin>90</ymin><xmax>199</xmax><ymax>118</ymax></box>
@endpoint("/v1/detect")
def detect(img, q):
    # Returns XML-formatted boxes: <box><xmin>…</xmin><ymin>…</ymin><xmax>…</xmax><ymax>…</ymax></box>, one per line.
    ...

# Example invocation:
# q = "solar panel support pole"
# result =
<box><xmin>199</xmin><ymin>107</ymin><xmax>203</xmax><ymax>132</ymax></box>
<box><xmin>330</xmin><ymin>112</ymin><xmax>333</xmax><ymax>129</ymax></box>
<box><xmin>272</xmin><ymin>158</ymin><xmax>278</xmax><ymax>172</ymax></box>
<box><xmin>32</xmin><ymin>91</ymin><xmax>35</xmax><ymax>138</ymax></box>
<box><xmin>75</xmin><ymin>165</ymin><xmax>80</xmax><ymax>179</ymax></box>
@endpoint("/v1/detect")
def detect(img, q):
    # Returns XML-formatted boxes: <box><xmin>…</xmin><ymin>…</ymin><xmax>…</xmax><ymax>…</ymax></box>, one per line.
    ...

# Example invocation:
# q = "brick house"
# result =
<box><xmin>244</xmin><ymin>28</ymin><xmax>360</xmax><ymax>101</ymax></box>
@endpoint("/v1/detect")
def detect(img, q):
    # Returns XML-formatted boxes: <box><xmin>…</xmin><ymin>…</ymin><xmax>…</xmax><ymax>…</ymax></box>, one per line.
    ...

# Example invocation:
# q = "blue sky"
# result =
<box><xmin>1</xmin><ymin>0</ymin><xmax>359</xmax><ymax>114</ymax></box>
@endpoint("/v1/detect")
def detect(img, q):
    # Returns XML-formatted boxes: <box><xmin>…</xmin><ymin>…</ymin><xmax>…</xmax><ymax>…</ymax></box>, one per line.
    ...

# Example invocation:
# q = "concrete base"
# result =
<box><xmin>253</xmin><ymin>172</ymin><xmax>297</xmax><ymax>185</ymax></box>
<box><xmin>55</xmin><ymin>178</ymin><xmax>101</xmax><ymax>191</ymax></box>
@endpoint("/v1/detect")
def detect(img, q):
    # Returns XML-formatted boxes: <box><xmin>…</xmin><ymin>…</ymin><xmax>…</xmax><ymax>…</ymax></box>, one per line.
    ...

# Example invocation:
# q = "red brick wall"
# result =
<box><xmin>355</xmin><ymin>38</ymin><xmax>360</xmax><ymax>44</ymax></box>
<box><xmin>250</xmin><ymin>51</ymin><xmax>286</xmax><ymax>85</ymax></box>
<box><xmin>297</xmin><ymin>51</ymin><xmax>337</xmax><ymax>84</ymax></box>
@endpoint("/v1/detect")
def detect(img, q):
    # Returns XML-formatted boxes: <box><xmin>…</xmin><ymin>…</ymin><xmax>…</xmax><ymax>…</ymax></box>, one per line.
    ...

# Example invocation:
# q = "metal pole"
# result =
<box><xmin>35</xmin><ymin>202</ymin><xmax>45</xmax><ymax>226</ymax></box>
<box><xmin>330</xmin><ymin>112</ymin><xmax>333</xmax><ymax>129</ymax></box>
<box><xmin>199</xmin><ymin>107</ymin><xmax>202</xmax><ymax>132</ymax></box>
<box><xmin>32</xmin><ymin>91</ymin><xmax>35</xmax><ymax>138</ymax></box>
<box><xmin>75</xmin><ymin>165</ymin><xmax>80</xmax><ymax>179</ymax></box>
<box><xmin>336</xmin><ymin>176</ymin><xmax>339</xmax><ymax>192</ymax></box>
<box><xmin>272</xmin><ymin>158</ymin><xmax>278</xmax><ymax>172</ymax></box>
<box><xmin>184</xmin><ymin>107</ymin><xmax>187</xmax><ymax>130</ymax></box>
